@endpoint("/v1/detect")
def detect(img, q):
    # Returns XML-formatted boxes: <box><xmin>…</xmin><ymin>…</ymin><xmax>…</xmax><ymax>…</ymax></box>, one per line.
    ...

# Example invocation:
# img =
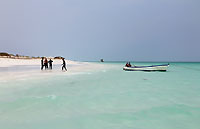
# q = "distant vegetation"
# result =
<box><xmin>54</xmin><ymin>56</ymin><xmax>63</xmax><ymax>59</ymax></box>
<box><xmin>0</xmin><ymin>52</ymin><xmax>36</xmax><ymax>59</ymax></box>
<box><xmin>0</xmin><ymin>52</ymin><xmax>10</xmax><ymax>56</ymax></box>
<box><xmin>0</xmin><ymin>52</ymin><xmax>63</xmax><ymax>59</ymax></box>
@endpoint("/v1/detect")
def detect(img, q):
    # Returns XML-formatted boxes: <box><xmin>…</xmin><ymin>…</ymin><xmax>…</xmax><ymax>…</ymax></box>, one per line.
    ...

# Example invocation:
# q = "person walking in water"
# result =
<box><xmin>62</xmin><ymin>58</ymin><xmax>67</xmax><ymax>71</ymax></box>
<box><xmin>48</xmin><ymin>59</ymin><xmax>53</xmax><ymax>70</ymax></box>
<box><xmin>44</xmin><ymin>58</ymin><xmax>48</xmax><ymax>70</ymax></box>
<box><xmin>41</xmin><ymin>57</ymin><xmax>44</xmax><ymax>70</ymax></box>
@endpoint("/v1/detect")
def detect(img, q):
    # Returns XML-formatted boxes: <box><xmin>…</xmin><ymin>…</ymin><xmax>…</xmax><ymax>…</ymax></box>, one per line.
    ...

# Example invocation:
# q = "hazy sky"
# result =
<box><xmin>0</xmin><ymin>0</ymin><xmax>200</xmax><ymax>61</ymax></box>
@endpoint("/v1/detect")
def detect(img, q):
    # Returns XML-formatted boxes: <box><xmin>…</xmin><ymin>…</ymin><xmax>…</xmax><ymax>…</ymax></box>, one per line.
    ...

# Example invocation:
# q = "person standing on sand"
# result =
<box><xmin>62</xmin><ymin>58</ymin><xmax>67</xmax><ymax>71</ymax></box>
<box><xmin>44</xmin><ymin>58</ymin><xmax>48</xmax><ymax>70</ymax></box>
<box><xmin>49</xmin><ymin>59</ymin><xmax>53</xmax><ymax>69</ymax></box>
<box><xmin>41</xmin><ymin>57</ymin><xmax>44</xmax><ymax>70</ymax></box>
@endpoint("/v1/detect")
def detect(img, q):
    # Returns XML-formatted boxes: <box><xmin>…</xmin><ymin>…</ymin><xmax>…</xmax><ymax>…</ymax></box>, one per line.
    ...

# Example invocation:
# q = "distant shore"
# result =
<box><xmin>0</xmin><ymin>52</ymin><xmax>64</xmax><ymax>60</ymax></box>
<box><xmin>0</xmin><ymin>52</ymin><xmax>72</xmax><ymax>67</ymax></box>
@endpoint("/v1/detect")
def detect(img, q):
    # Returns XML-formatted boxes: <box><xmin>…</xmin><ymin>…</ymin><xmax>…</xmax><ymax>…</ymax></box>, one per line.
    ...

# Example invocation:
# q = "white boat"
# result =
<box><xmin>123</xmin><ymin>64</ymin><xmax>169</xmax><ymax>71</ymax></box>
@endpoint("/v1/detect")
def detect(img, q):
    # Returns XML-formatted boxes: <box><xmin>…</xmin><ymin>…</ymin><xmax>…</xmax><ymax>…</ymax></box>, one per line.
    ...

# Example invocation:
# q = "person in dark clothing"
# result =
<box><xmin>41</xmin><ymin>57</ymin><xmax>44</xmax><ymax>70</ymax></box>
<box><xmin>44</xmin><ymin>58</ymin><xmax>48</xmax><ymax>70</ymax></box>
<box><xmin>48</xmin><ymin>59</ymin><xmax>53</xmax><ymax>69</ymax></box>
<box><xmin>125</xmin><ymin>62</ymin><xmax>131</xmax><ymax>67</ymax></box>
<box><xmin>125</xmin><ymin>62</ymin><xmax>129</xmax><ymax>67</ymax></box>
<box><xmin>62</xmin><ymin>58</ymin><xmax>67</xmax><ymax>71</ymax></box>
<box><xmin>128</xmin><ymin>62</ymin><xmax>132</xmax><ymax>67</ymax></box>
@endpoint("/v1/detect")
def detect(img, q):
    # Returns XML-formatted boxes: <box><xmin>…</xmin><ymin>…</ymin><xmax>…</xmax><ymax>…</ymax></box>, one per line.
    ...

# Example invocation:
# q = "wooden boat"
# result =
<box><xmin>123</xmin><ymin>64</ymin><xmax>169</xmax><ymax>71</ymax></box>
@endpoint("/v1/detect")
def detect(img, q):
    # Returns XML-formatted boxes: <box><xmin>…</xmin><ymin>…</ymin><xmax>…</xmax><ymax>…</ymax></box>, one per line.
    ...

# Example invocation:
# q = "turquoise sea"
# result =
<box><xmin>0</xmin><ymin>62</ymin><xmax>200</xmax><ymax>129</ymax></box>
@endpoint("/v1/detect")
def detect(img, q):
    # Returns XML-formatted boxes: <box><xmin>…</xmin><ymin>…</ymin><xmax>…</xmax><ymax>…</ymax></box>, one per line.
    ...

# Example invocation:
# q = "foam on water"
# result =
<box><xmin>0</xmin><ymin>62</ymin><xmax>200</xmax><ymax>129</ymax></box>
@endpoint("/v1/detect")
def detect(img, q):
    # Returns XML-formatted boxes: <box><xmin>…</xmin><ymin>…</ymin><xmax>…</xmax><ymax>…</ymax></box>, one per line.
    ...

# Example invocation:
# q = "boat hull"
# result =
<box><xmin>123</xmin><ymin>64</ymin><xmax>169</xmax><ymax>71</ymax></box>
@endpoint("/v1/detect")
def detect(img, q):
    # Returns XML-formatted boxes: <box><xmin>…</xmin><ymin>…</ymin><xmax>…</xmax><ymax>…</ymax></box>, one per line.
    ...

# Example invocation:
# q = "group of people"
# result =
<box><xmin>41</xmin><ymin>57</ymin><xmax>67</xmax><ymax>71</ymax></box>
<box><xmin>41</xmin><ymin>57</ymin><xmax>53</xmax><ymax>70</ymax></box>
<box><xmin>125</xmin><ymin>62</ymin><xmax>132</xmax><ymax>67</ymax></box>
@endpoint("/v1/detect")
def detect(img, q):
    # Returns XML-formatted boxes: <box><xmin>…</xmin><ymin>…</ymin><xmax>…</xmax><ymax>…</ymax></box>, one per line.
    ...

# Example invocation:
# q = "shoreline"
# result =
<box><xmin>0</xmin><ymin>58</ymin><xmax>111</xmax><ymax>82</ymax></box>
<box><xmin>0</xmin><ymin>58</ymin><xmax>78</xmax><ymax>67</ymax></box>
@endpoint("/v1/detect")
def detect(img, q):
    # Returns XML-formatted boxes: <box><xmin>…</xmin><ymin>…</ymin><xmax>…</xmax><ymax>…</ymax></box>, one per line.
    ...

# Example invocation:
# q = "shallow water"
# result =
<box><xmin>0</xmin><ymin>62</ymin><xmax>200</xmax><ymax>129</ymax></box>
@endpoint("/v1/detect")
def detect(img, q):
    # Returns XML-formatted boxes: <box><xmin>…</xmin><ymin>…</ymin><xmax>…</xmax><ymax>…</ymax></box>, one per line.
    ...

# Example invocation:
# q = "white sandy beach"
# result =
<box><xmin>0</xmin><ymin>58</ymin><xmax>78</xmax><ymax>67</ymax></box>
<box><xmin>0</xmin><ymin>58</ymin><xmax>110</xmax><ymax>82</ymax></box>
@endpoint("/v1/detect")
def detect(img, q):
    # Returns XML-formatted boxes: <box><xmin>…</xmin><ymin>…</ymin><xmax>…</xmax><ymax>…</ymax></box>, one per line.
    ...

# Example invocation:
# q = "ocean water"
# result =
<box><xmin>0</xmin><ymin>62</ymin><xmax>200</xmax><ymax>129</ymax></box>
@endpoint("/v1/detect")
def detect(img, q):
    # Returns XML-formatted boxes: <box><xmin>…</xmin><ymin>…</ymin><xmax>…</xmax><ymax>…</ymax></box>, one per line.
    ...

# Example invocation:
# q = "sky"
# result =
<box><xmin>0</xmin><ymin>0</ymin><xmax>200</xmax><ymax>61</ymax></box>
